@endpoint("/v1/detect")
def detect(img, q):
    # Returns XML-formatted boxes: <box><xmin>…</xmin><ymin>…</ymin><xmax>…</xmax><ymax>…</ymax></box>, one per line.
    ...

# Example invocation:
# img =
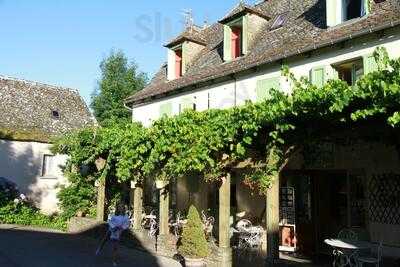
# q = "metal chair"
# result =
<box><xmin>236</xmin><ymin>219</ymin><xmax>252</xmax><ymax>231</ymax></box>
<box><xmin>338</xmin><ymin>229</ymin><xmax>358</xmax><ymax>240</ymax></box>
<box><xmin>357</xmin><ymin>241</ymin><xmax>383</xmax><ymax>267</ymax></box>
<box><xmin>148</xmin><ymin>218</ymin><xmax>158</xmax><ymax>238</ymax></box>
<box><xmin>170</xmin><ymin>211</ymin><xmax>187</xmax><ymax>238</ymax></box>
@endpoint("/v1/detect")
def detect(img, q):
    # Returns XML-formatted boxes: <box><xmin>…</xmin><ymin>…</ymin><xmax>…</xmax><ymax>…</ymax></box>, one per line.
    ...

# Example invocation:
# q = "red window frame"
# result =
<box><xmin>231</xmin><ymin>27</ymin><xmax>242</xmax><ymax>59</ymax></box>
<box><xmin>175</xmin><ymin>49</ymin><xmax>183</xmax><ymax>78</ymax></box>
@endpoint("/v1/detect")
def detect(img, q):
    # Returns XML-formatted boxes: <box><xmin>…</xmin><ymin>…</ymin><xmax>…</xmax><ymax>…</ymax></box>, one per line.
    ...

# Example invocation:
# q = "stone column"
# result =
<box><xmin>132</xmin><ymin>186</ymin><xmax>144</xmax><ymax>231</ymax></box>
<box><xmin>218</xmin><ymin>174</ymin><xmax>232</xmax><ymax>267</ymax></box>
<box><xmin>265</xmin><ymin>177</ymin><xmax>280</xmax><ymax>266</ymax></box>
<box><xmin>96</xmin><ymin>179</ymin><xmax>106</xmax><ymax>222</ymax></box>
<box><xmin>158</xmin><ymin>182</ymin><xmax>170</xmax><ymax>252</ymax></box>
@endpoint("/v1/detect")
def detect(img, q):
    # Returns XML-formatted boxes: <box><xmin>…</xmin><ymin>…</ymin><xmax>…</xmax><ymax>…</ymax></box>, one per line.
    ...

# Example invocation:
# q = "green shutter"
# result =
<box><xmin>224</xmin><ymin>25</ymin><xmax>232</xmax><ymax>62</ymax></box>
<box><xmin>242</xmin><ymin>15</ymin><xmax>249</xmax><ymax>55</ymax></box>
<box><xmin>363</xmin><ymin>0</ymin><xmax>370</xmax><ymax>15</ymax></box>
<box><xmin>256</xmin><ymin>77</ymin><xmax>281</xmax><ymax>101</ymax></box>
<box><xmin>159</xmin><ymin>102</ymin><xmax>172</xmax><ymax>117</ymax></box>
<box><xmin>310</xmin><ymin>67</ymin><xmax>325</xmax><ymax>87</ymax></box>
<box><xmin>326</xmin><ymin>0</ymin><xmax>338</xmax><ymax>27</ymax></box>
<box><xmin>363</xmin><ymin>54</ymin><xmax>378</xmax><ymax>74</ymax></box>
<box><xmin>180</xmin><ymin>97</ymin><xmax>194</xmax><ymax>113</ymax></box>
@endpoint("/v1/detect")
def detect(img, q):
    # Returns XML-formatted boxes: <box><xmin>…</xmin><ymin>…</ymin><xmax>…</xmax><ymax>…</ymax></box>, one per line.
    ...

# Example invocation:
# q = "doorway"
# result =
<box><xmin>281</xmin><ymin>170</ymin><xmax>366</xmax><ymax>257</ymax></box>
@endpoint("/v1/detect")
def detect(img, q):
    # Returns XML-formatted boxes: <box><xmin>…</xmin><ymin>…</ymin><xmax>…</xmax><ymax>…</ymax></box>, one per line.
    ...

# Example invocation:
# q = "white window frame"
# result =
<box><xmin>41</xmin><ymin>154</ymin><xmax>57</xmax><ymax>178</ymax></box>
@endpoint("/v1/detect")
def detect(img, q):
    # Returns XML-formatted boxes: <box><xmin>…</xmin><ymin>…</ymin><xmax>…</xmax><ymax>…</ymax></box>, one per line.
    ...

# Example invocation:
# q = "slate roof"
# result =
<box><xmin>218</xmin><ymin>2</ymin><xmax>271</xmax><ymax>24</ymax></box>
<box><xmin>127</xmin><ymin>0</ymin><xmax>400</xmax><ymax>105</ymax></box>
<box><xmin>0</xmin><ymin>76</ymin><xmax>95</xmax><ymax>142</ymax></box>
<box><xmin>165</xmin><ymin>26</ymin><xmax>207</xmax><ymax>48</ymax></box>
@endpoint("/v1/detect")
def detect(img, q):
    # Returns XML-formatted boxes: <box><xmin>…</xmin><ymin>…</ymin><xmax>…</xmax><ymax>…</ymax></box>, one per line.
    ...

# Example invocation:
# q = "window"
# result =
<box><xmin>159</xmin><ymin>102</ymin><xmax>173</xmax><ymax>117</ymax></box>
<box><xmin>231</xmin><ymin>27</ymin><xmax>242</xmax><ymax>59</ymax></box>
<box><xmin>42</xmin><ymin>154</ymin><xmax>57</xmax><ymax>177</ymax></box>
<box><xmin>179</xmin><ymin>97</ymin><xmax>196</xmax><ymax>113</ymax></box>
<box><xmin>256</xmin><ymin>77</ymin><xmax>281</xmax><ymax>101</ymax></box>
<box><xmin>310</xmin><ymin>67</ymin><xmax>326</xmax><ymax>88</ymax></box>
<box><xmin>223</xmin><ymin>16</ymin><xmax>248</xmax><ymax>61</ymax></box>
<box><xmin>51</xmin><ymin>110</ymin><xmax>60</xmax><ymax>119</ymax></box>
<box><xmin>175</xmin><ymin>49</ymin><xmax>183</xmax><ymax>78</ymax></box>
<box><xmin>326</xmin><ymin>0</ymin><xmax>369</xmax><ymax>27</ymax></box>
<box><xmin>343</xmin><ymin>0</ymin><xmax>367</xmax><ymax>21</ymax></box>
<box><xmin>363</xmin><ymin>54</ymin><xmax>378</xmax><ymax>74</ymax></box>
<box><xmin>167</xmin><ymin>46</ymin><xmax>184</xmax><ymax>80</ymax></box>
<box><xmin>333</xmin><ymin>58</ymin><xmax>364</xmax><ymax>86</ymax></box>
<box><xmin>270</xmin><ymin>12</ymin><xmax>288</xmax><ymax>30</ymax></box>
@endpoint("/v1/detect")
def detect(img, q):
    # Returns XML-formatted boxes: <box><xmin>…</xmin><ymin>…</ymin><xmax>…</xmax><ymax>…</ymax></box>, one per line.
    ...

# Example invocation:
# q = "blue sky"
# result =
<box><xmin>0</xmin><ymin>0</ymin><xmax>242</xmax><ymax>104</ymax></box>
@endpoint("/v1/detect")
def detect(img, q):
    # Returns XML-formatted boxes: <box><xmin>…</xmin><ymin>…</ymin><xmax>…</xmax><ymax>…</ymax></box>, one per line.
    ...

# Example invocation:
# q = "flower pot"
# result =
<box><xmin>184</xmin><ymin>257</ymin><xmax>205</xmax><ymax>267</ymax></box>
<box><xmin>155</xmin><ymin>180</ymin><xmax>168</xmax><ymax>189</ymax></box>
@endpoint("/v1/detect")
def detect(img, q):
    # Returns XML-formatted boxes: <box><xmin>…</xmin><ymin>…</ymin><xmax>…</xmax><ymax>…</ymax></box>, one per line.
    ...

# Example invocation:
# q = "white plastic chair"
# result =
<box><xmin>357</xmin><ymin>241</ymin><xmax>383</xmax><ymax>267</ymax></box>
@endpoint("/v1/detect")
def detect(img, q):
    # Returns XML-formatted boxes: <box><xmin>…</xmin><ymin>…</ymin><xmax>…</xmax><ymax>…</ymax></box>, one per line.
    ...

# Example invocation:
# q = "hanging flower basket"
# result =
<box><xmin>155</xmin><ymin>180</ymin><xmax>168</xmax><ymax>189</ymax></box>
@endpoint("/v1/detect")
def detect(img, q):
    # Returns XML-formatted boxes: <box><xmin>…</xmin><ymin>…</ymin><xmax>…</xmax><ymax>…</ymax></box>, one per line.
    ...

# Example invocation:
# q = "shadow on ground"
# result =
<box><xmin>0</xmin><ymin>224</ymin><xmax>180</xmax><ymax>267</ymax></box>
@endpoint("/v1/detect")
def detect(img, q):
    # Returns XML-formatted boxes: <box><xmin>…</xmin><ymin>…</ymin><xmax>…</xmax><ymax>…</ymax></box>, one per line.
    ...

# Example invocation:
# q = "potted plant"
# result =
<box><xmin>178</xmin><ymin>205</ymin><xmax>210</xmax><ymax>267</ymax></box>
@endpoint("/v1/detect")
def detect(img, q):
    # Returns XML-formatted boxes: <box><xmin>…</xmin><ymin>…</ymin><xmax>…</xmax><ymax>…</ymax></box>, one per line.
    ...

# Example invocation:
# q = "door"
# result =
<box><xmin>313</xmin><ymin>171</ymin><xmax>348</xmax><ymax>254</ymax></box>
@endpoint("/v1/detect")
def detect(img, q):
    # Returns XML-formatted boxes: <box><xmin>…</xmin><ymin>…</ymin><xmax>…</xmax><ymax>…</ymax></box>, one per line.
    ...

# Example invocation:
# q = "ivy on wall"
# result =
<box><xmin>53</xmin><ymin>47</ymin><xmax>400</xmax><ymax>206</ymax></box>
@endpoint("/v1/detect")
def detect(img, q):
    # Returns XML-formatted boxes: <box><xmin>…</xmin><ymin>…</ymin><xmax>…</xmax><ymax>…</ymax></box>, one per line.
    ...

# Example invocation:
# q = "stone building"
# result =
<box><xmin>0</xmin><ymin>76</ymin><xmax>94</xmax><ymax>214</ymax></box>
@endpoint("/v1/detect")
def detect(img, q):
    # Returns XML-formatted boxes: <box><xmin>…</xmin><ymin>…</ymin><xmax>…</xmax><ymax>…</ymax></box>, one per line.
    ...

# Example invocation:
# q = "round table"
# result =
<box><xmin>324</xmin><ymin>239</ymin><xmax>372</xmax><ymax>267</ymax></box>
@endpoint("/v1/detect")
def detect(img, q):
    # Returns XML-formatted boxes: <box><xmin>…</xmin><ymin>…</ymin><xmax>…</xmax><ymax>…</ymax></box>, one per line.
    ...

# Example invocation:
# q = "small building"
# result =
<box><xmin>0</xmin><ymin>76</ymin><xmax>94</xmax><ymax>214</ymax></box>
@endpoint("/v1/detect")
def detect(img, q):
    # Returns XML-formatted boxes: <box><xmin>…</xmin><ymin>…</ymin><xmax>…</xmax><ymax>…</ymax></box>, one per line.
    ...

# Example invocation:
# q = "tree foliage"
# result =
<box><xmin>91</xmin><ymin>50</ymin><xmax>148</xmax><ymax>124</ymax></box>
<box><xmin>54</xmin><ymin>47</ymin><xmax>400</xmax><ymax>207</ymax></box>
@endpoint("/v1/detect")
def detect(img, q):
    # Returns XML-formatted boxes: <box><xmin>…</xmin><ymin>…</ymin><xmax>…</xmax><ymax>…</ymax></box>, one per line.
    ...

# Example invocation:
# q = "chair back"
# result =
<box><xmin>338</xmin><ymin>229</ymin><xmax>358</xmax><ymax>240</ymax></box>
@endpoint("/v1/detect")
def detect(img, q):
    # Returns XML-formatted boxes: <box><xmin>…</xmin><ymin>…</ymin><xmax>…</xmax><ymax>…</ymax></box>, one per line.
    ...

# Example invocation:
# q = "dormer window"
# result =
<box><xmin>344</xmin><ymin>0</ymin><xmax>368</xmax><ymax>21</ymax></box>
<box><xmin>326</xmin><ymin>0</ymin><xmax>369</xmax><ymax>27</ymax></box>
<box><xmin>175</xmin><ymin>49</ymin><xmax>183</xmax><ymax>78</ymax></box>
<box><xmin>231</xmin><ymin>27</ymin><xmax>242</xmax><ymax>59</ymax></box>
<box><xmin>223</xmin><ymin>17</ymin><xmax>247</xmax><ymax>61</ymax></box>
<box><xmin>165</xmin><ymin>27</ymin><xmax>206</xmax><ymax>81</ymax></box>
<box><xmin>220</xmin><ymin>4</ymin><xmax>270</xmax><ymax>62</ymax></box>
<box><xmin>167</xmin><ymin>45</ymin><xmax>184</xmax><ymax>80</ymax></box>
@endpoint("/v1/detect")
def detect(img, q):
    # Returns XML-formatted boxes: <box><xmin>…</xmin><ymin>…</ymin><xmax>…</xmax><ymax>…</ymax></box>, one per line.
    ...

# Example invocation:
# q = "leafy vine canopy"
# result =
<box><xmin>53</xmin><ymin>47</ymin><xmax>400</xmax><ymax>193</ymax></box>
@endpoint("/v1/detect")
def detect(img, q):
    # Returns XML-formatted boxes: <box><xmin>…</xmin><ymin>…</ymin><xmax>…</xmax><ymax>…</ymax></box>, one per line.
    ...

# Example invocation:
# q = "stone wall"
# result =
<box><xmin>247</xmin><ymin>13</ymin><xmax>268</xmax><ymax>50</ymax></box>
<box><xmin>183</xmin><ymin>41</ymin><xmax>205</xmax><ymax>74</ymax></box>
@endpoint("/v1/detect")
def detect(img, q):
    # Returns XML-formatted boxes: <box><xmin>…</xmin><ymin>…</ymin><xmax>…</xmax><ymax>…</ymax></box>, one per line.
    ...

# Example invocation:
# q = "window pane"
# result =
<box><xmin>42</xmin><ymin>155</ymin><xmax>56</xmax><ymax>176</ymax></box>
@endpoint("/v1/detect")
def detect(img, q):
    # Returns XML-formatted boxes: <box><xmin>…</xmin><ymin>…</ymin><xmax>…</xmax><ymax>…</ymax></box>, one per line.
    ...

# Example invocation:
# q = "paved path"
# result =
<box><xmin>0</xmin><ymin>225</ymin><xmax>181</xmax><ymax>267</ymax></box>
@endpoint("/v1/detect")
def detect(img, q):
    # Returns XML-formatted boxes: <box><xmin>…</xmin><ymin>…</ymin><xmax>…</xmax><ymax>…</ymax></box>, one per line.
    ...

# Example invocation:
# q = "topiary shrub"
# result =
<box><xmin>178</xmin><ymin>205</ymin><xmax>210</xmax><ymax>259</ymax></box>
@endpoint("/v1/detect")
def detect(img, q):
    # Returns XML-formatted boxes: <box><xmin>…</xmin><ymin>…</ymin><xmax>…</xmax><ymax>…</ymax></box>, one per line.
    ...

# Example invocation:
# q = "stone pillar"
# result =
<box><xmin>218</xmin><ymin>174</ymin><xmax>232</xmax><ymax>267</ymax></box>
<box><xmin>158</xmin><ymin>182</ymin><xmax>170</xmax><ymax>252</ymax></box>
<box><xmin>132</xmin><ymin>186</ymin><xmax>144</xmax><ymax>231</ymax></box>
<box><xmin>96</xmin><ymin>179</ymin><xmax>106</xmax><ymax>222</ymax></box>
<box><xmin>265</xmin><ymin>177</ymin><xmax>280</xmax><ymax>266</ymax></box>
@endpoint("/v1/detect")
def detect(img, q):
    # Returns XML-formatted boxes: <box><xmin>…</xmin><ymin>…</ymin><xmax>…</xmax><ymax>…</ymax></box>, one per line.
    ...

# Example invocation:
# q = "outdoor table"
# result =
<box><xmin>324</xmin><ymin>239</ymin><xmax>372</xmax><ymax>267</ymax></box>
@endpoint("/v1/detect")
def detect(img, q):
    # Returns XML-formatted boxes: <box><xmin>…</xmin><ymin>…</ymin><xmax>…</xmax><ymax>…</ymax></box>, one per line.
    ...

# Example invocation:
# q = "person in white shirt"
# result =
<box><xmin>96</xmin><ymin>203</ymin><xmax>130</xmax><ymax>266</ymax></box>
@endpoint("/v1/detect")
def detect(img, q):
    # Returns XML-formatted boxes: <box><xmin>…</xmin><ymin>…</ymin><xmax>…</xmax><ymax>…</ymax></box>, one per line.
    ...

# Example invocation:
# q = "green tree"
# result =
<box><xmin>91</xmin><ymin>50</ymin><xmax>148</xmax><ymax>124</ymax></box>
<box><xmin>178</xmin><ymin>205</ymin><xmax>210</xmax><ymax>258</ymax></box>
